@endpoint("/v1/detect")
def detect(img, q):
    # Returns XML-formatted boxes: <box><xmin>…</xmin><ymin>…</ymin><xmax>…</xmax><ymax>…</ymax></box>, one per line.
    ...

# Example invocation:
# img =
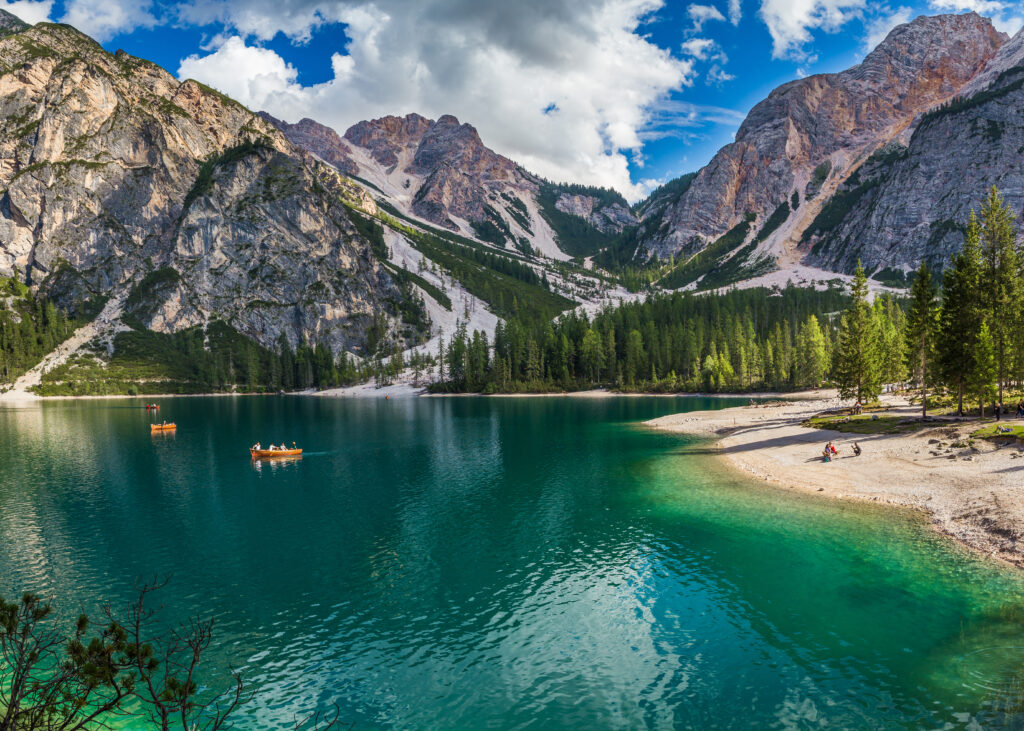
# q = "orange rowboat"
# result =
<box><xmin>151</xmin><ymin>423</ymin><xmax>176</xmax><ymax>432</ymax></box>
<box><xmin>250</xmin><ymin>448</ymin><xmax>302</xmax><ymax>459</ymax></box>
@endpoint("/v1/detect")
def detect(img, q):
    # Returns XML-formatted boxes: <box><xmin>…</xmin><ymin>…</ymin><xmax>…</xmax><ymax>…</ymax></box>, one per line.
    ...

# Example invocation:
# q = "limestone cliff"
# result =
<box><xmin>639</xmin><ymin>13</ymin><xmax>1006</xmax><ymax>262</ymax></box>
<box><xmin>0</xmin><ymin>14</ymin><xmax>423</xmax><ymax>355</ymax></box>
<box><xmin>805</xmin><ymin>26</ymin><xmax>1024</xmax><ymax>276</ymax></box>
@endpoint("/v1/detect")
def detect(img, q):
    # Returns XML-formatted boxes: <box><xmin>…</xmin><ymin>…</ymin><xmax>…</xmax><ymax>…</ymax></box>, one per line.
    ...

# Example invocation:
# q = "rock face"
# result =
<box><xmin>640</xmin><ymin>12</ymin><xmax>1006</xmax><ymax>261</ymax></box>
<box><xmin>554</xmin><ymin>193</ymin><xmax>637</xmax><ymax>234</ymax></box>
<box><xmin>805</xmin><ymin>26</ymin><xmax>1024</xmax><ymax>275</ymax></box>
<box><xmin>0</xmin><ymin>14</ymin><xmax>422</xmax><ymax>354</ymax></box>
<box><xmin>344</xmin><ymin>113</ymin><xmax>536</xmax><ymax>230</ymax></box>
<box><xmin>257</xmin><ymin>112</ymin><xmax>358</xmax><ymax>176</ymax></box>
<box><xmin>272</xmin><ymin>112</ymin><xmax>634</xmax><ymax>257</ymax></box>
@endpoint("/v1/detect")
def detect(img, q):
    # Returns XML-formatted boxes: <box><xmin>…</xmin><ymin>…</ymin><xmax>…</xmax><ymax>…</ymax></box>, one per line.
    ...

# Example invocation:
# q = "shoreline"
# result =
<box><xmin>646</xmin><ymin>390</ymin><xmax>1024</xmax><ymax>569</ymax></box>
<box><xmin>0</xmin><ymin>385</ymin><xmax>830</xmax><ymax>402</ymax></box>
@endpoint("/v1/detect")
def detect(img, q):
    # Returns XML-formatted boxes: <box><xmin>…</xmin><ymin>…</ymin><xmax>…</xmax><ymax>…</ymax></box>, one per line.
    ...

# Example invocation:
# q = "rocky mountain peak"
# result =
<box><xmin>959</xmin><ymin>24</ymin><xmax>1024</xmax><ymax>97</ymax></box>
<box><xmin>643</xmin><ymin>12</ymin><xmax>1006</xmax><ymax>261</ymax></box>
<box><xmin>258</xmin><ymin>112</ymin><xmax>358</xmax><ymax>175</ymax></box>
<box><xmin>343</xmin><ymin>113</ymin><xmax>433</xmax><ymax>168</ymax></box>
<box><xmin>0</xmin><ymin>19</ymin><xmax>423</xmax><ymax>356</ymax></box>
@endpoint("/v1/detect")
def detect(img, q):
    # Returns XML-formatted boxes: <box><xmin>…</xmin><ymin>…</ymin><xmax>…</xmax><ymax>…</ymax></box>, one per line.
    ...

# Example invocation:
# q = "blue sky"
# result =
<box><xmin>4</xmin><ymin>0</ymin><xmax>1022</xmax><ymax>199</ymax></box>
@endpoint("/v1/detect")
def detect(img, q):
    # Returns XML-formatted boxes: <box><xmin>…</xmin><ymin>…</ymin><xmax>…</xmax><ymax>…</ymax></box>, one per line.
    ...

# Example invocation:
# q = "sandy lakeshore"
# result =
<box><xmin>647</xmin><ymin>390</ymin><xmax>1024</xmax><ymax>568</ymax></box>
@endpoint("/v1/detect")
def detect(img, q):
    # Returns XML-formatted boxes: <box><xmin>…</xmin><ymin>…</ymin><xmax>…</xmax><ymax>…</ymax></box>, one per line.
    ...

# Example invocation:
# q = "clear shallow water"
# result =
<box><xmin>2</xmin><ymin>396</ymin><xmax>1024</xmax><ymax>728</ymax></box>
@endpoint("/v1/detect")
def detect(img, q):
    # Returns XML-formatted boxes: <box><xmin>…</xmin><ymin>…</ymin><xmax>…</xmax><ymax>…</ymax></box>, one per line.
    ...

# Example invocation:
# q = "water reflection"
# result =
<box><xmin>1</xmin><ymin>396</ymin><xmax>1023</xmax><ymax>728</ymax></box>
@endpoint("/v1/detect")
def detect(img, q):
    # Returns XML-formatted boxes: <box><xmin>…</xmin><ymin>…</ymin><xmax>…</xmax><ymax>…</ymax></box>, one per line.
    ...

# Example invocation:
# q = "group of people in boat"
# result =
<box><xmin>822</xmin><ymin>440</ymin><xmax>861</xmax><ymax>462</ymax></box>
<box><xmin>251</xmin><ymin>442</ymin><xmax>296</xmax><ymax>451</ymax></box>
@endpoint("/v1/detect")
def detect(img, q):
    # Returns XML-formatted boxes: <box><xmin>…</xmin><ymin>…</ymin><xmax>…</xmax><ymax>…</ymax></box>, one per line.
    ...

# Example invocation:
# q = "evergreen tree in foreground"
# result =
<box><xmin>938</xmin><ymin>212</ymin><xmax>984</xmax><ymax>415</ymax></box>
<box><xmin>833</xmin><ymin>261</ymin><xmax>882</xmax><ymax>404</ymax></box>
<box><xmin>978</xmin><ymin>185</ymin><xmax>1021</xmax><ymax>408</ymax></box>
<box><xmin>904</xmin><ymin>261</ymin><xmax>938</xmax><ymax>417</ymax></box>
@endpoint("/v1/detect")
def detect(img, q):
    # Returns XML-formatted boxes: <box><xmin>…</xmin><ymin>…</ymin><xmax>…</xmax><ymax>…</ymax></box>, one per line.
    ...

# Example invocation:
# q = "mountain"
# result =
<box><xmin>804</xmin><ymin>25</ymin><xmax>1024</xmax><ymax>278</ymax></box>
<box><xmin>636</xmin><ymin>12</ymin><xmax>1007</xmax><ymax>280</ymax></box>
<box><xmin>257</xmin><ymin>111</ymin><xmax>359</xmax><ymax>176</ymax></box>
<box><xmin>262</xmin><ymin>112</ymin><xmax>637</xmax><ymax>260</ymax></box>
<box><xmin>0</xmin><ymin>13</ymin><xmax>424</xmax><ymax>356</ymax></box>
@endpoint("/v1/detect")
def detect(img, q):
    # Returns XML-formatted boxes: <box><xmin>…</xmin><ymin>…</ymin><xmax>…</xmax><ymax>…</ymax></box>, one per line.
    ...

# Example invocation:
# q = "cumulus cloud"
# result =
<box><xmin>1</xmin><ymin>0</ymin><xmax>52</xmax><ymax>25</ymax></box>
<box><xmin>863</xmin><ymin>6</ymin><xmax>912</xmax><ymax>52</ymax></box>
<box><xmin>175</xmin><ymin>0</ymin><xmax>695</xmax><ymax>200</ymax></box>
<box><xmin>60</xmin><ymin>0</ymin><xmax>156</xmax><ymax>41</ymax></box>
<box><xmin>681</xmin><ymin>37</ymin><xmax>718</xmax><ymax>59</ymax></box>
<box><xmin>758</xmin><ymin>0</ymin><xmax>865</xmax><ymax>60</ymax></box>
<box><xmin>687</xmin><ymin>3</ymin><xmax>727</xmax><ymax>32</ymax></box>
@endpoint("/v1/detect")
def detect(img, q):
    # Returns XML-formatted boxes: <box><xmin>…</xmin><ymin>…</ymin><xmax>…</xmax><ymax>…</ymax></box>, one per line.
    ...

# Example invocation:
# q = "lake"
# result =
<box><xmin>1</xmin><ymin>395</ymin><xmax>1024</xmax><ymax>728</ymax></box>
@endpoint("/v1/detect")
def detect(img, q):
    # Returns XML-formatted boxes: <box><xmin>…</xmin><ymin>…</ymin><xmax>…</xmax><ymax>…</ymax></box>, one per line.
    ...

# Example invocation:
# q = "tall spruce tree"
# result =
<box><xmin>833</xmin><ymin>261</ymin><xmax>882</xmax><ymax>403</ymax></box>
<box><xmin>969</xmin><ymin>322</ymin><xmax>998</xmax><ymax>417</ymax></box>
<box><xmin>795</xmin><ymin>314</ymin><xmax>829</xmax><ymax>388</ymax></box>
<box><xmin>904</xmin><ymin>261</ymin><xmax>938</xmax><ymax>417</ymax></box>
<box><xmin>978</xmin><ymin>186</ymin><xmax>1021</xmax><ymax>408</ymax></box>
<box><xmin>938</xmin><ymin>212</ymin><xmax>984</xmax><ymax>415</ymax></box>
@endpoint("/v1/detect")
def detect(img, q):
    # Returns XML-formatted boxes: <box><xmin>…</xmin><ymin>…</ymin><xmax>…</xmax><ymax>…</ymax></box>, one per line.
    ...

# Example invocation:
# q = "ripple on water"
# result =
<box><xmin>2</xmin><ymin>397</ymin><xmax>1024</xmax><ymax>728</ymax></box>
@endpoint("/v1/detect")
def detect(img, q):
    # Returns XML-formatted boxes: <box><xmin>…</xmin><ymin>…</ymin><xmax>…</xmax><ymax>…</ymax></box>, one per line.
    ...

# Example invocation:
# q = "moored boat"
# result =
<box><xmin>151</xmin><ymin>423</ymin><xmax>176</xmax><ymax>432</ymax></box>
<box><xmin>250</xmin><ymin>447</ymin><xmax>302</xmax><ymax>459</ymax></box>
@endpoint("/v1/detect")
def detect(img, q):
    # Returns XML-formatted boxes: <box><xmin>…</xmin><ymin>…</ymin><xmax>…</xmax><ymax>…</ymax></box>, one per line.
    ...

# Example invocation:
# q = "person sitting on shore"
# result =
<box><xmin>852</xmin><ymin>442</ymin><xmax>862</xmax><ymax>457</ymax></box>
<box><xmin>822</xmin><ymin>447</ymin><xmax>831</xmax><ymax>463</ymax></box>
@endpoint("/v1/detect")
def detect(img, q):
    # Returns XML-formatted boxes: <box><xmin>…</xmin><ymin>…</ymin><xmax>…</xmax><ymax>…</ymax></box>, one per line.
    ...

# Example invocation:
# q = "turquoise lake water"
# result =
<box><xmin>2</xmin><ymin>396</ymin><xmax>1024</xmax><ymax>728</ymax></box>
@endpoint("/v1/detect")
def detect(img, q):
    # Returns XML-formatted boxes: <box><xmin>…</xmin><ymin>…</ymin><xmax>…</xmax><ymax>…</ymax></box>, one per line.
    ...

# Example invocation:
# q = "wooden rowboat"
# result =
<box><xmin>151</xmin><ymin>423</ymin><xmax>176</xmax><ymax>432</ymax></box>
<box><xmin>145</xmin><ymin>404</ymin><xmax>160</xmax><ymax>410</ymax></box>
<box><xmin>250</xmin><ymin>448</ymin><xmax>302</xmax><ymax>459</ymax></box>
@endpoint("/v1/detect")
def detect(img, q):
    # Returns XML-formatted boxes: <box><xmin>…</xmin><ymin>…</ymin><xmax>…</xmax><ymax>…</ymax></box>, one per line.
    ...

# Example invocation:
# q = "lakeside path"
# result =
<box><xmin>647</xmin><ymin>390</ymin><xmax>1024</xmax><ymax>568</ymax></box>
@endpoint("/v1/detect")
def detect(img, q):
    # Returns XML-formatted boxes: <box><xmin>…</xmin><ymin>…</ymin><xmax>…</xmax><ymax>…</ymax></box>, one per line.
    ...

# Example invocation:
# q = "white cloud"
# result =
<box><xmin>175</xmin><ymin>0</ymin><xmax>696</xmax><ymax>201</ymax></box>
<box><xmin>928</xmin><ymin>0</ymin><xmax>1024</xmax><ymax>34</ymax></box>
<box><xmin>0</xmin><ymin>0</ymin><xmax>52</xmax><ymax>25</ymax></box>
<box><xmin>681</xmin><ymin>37</ymin><xmax>717</xmax><ymax>60</ymax></box>
<box><xmin>179</xmin><ymin>36</ymin><xmax>301</xmax><ymax>102</ymax></box>
<box><xmin>863</xmin><ymin>6</ymin><xmax>912</xmax><ymax>52</ymax></box>
<box><xmin>707</xmin><ymin>65</ymin><xmax>735</xmax><ymax>85</ymax></box>
<box><xmin>728</xmin><ymin>0</ymin><xmax>742</xmax><ymax>24</ymax></box>
<box><xmin>687</xmin><ymin>4</ymin><xmax>726</xmax><ymax>32</ymax></box>
<box><xmin>929</xmin><ymin>0</ymin><xmax>1006</xmax><ymax>11</ymax></box>
<box><xmin>681</xmin><ymin>36</ymin><xmax>733</xmax><ymax>84</ymax></box>
<box><xmin>640</xmin><ymin>99</ymin><xmax>745</xmax><ymax>142</ymax></box>
<box><xmin>758</xmin><ymin>0</ymin><xmax>865</xmax><ymax>60</ymax></box>
<box><xmin>60</xmin><ymin>0</ymin><xmax>155</xmax><ymax>41</ymax></box>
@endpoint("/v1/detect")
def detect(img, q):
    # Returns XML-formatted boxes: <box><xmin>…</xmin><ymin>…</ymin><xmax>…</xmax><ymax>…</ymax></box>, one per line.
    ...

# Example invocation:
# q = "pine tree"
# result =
<box><xmin>978</xmin><ymin>185</ymin><xmax>1021</xmax><ymax>408</ymax></box>
<box><xmin>832</xmin><ymin>261</ymin><xmax>882</xmax><ymax>404</ymax></box>
<box><xmin>969</xmin><ymin>322</ymin><xmax>997</xmax><ymax>417</ymax></box>
<box><xmin>938</xmin><ymin>212</ymin><xmax>984</xmax><ymax>415</ymax></box>
<box><xmin>904</xmin><ymin>261</ymin><xmax>937</xmax><ymax>417</ymax></box>
<box><xmin>795</xmin><ymin>314</ymin><xmax>828</xmax><ymax>388</ymax></box>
